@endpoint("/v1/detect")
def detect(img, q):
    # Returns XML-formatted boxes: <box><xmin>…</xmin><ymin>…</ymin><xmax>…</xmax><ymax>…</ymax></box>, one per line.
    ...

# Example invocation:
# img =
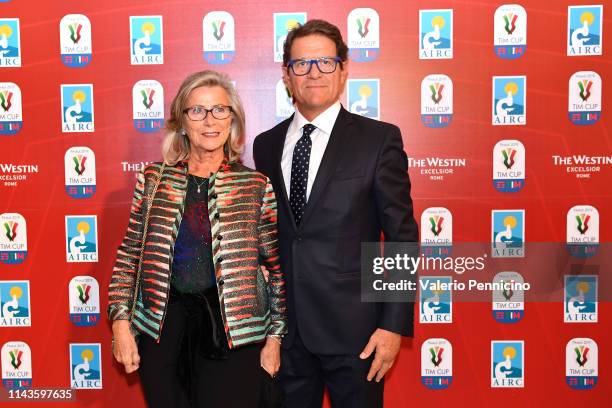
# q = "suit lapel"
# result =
<box><xmin>299</xmin><ymin>108</ymin><xmax>352</xmax><ymax>229</ymax></box>
<box><xmin>272</xmin><ymin>115</ymin><xmax>298</xmax><ymax>231</ymax></box>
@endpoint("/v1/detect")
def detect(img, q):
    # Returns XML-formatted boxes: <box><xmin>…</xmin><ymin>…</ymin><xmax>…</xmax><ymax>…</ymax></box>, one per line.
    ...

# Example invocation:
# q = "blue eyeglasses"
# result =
<box><xmin>286</xmin><ymin>56</ymin><xmax>343</xmax><ymax>76</ymax></box>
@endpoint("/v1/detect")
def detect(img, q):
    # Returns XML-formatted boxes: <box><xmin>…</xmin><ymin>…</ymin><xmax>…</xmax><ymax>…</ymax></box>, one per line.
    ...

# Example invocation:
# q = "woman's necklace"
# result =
<box><xmin>190</xmin><ymin>174</ymin><xmax>208</xmax><ymax>193</ymax></box>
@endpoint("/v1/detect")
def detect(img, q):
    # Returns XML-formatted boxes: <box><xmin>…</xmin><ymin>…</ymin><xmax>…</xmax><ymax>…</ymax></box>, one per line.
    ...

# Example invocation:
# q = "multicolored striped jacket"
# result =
<box><xmin>108</xmin><ymin>159</ymin><xmax>287</xmax><ymax>347</ymax></box>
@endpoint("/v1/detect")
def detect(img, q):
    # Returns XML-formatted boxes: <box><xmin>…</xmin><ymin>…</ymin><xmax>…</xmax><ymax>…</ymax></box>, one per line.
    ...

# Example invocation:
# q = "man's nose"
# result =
<box><xmin>307</xmin><ymin>61</ymin><xmax>323</xmax><ymax>78</ymax></box>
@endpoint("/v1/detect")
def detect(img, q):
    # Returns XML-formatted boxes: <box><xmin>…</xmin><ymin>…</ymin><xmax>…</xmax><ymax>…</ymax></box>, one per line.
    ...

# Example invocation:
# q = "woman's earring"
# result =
<box><xmin>181</xmin><ymin>129</ymin><xmax>187</xmax><ymax>136</ymax></box>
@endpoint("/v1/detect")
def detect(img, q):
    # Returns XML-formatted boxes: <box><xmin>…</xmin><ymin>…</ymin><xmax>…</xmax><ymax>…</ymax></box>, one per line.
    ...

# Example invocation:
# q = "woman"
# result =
<box><xmin>108</xmin><ymin>70</ymin><xmax>286</xmax><ymax>408</ymax></box>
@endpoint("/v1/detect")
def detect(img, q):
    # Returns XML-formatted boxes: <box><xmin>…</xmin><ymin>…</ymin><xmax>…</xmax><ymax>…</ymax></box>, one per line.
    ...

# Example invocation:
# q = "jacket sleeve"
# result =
<box><xmin>107</xmin><ymin>169</ymin><xmax>146</xmax><ymax>321</ymax></box>
<box><xmin>373</xmin><ymin>125</ymin><xmax>419</xmax><ymax>337</ymax></box>
<box><xmin>258</xmin><ymin>177</ymin><xmax>288</xmax><ymax>336</ymax></box>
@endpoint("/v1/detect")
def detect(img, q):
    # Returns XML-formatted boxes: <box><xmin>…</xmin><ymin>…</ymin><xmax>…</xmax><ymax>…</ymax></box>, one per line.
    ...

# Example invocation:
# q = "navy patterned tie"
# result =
<box><xmin>289</xmin><ymin>124</ymin><xmax>316</xmax><ymax>225</ymax></box>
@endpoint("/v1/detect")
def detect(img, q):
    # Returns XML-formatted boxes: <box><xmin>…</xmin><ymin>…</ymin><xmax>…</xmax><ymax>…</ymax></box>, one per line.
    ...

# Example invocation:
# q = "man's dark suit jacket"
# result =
<box><xmin>253</xmin><ymin>107</ymin><xmax>418</xmax><ymax>355</ymax></box>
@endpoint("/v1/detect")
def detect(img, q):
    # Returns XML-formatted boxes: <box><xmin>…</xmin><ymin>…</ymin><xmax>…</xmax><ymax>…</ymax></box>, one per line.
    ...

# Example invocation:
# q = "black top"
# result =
<box><xmin>170</xmin><ymin>174</ymin><xmax>216</xmax><ymax>294</ymax></box>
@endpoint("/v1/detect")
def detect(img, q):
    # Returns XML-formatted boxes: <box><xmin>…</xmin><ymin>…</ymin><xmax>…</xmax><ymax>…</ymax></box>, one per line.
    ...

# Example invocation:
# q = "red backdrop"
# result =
<box><xmin>0</xmin><ymin>0</ymin><xmax>610</xmax><ymax>406</ymax></box>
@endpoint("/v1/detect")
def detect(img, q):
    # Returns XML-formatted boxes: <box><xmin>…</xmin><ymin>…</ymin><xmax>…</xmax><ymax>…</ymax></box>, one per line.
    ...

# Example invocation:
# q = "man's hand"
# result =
<box><xmin>359</xmin><ymin>328</ymin><xmax>401</xmax><ymax>382</ymax></box>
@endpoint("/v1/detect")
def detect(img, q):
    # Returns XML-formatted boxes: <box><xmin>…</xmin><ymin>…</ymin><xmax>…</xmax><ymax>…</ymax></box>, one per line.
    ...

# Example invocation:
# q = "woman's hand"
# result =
<box><xmin>112</xmin><ymin>320</ymin><xmax>140</xmax><ymax>374</ymax></box>
<box><xmin>260</xmin><ymin>337</ymin><xmax>281</xmax><ymax>378</ymax></box>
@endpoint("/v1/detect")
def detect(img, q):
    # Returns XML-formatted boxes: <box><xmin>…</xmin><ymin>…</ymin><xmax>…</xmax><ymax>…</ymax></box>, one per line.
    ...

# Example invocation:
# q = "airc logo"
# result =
<box><xmin>61</xmin><ymin>84</ymin><xmax>94</xmax><ymax>133</ymax></box>
<box><xmin>347</xmin><ymin>8</ymin><xmax>380</xmax><ymax>62</ymax></box>
<box><xmin>420</xmin><ymin>207</ymin><xmax>452</xmax><ymax>258</ymax></box>
<box><xmin>492</xmin><ymin>76</ymin><xmax>526</xmax><ymax>126</ymax></box>
<box><xmin>492</xmin><ymin>271</ymin><xmax>524</xmax><ymax>323</ymax></box>
<box><xmin>273</xmin><ymin>13</ymin><xmax>307</xmax><ymax>62</ymax></box>
<box><xmin>419</xmin><ymin>9</ymin><xmax>453</xmax><ymax>59</ymax></box>
<box><xmin>132</xmin><ymin>80</ymin><xmax>164</xmax><ymax>132</ymax></box>
<box><xmin>275</xmin><ymin>79</ymin><xmax>294</xmax><ymax>121</ymax></box>
<box><xmin>421</xmin><ymin>74</ymin><xmax>453</xmax><ymax>128</ymax></box>
<box><xmin>564</xmin><ymin>275</ymin><xmax>597</xmax><ymax>323</ymax></box>
<box><xmin>491</xmin><ymin>209</ymin><xmax>525</xmax><ymax>258</ymax></box>
<box><xmin>203</xmin><ymin>11</ymin><xmax>235</xmax><ymax>64</ymax></box>
<box><xmin>491</xmin><ymin>341</ymin><xmax>524</xmax><ymax>388</ymax></box>
<box><xmin>59</xmin><ymin>14</ymin><xmax>92</xmax><ymax>67</ymax></box>
<box><xmin>493</xmin><ymin>140</ymin><xmax>525</xmax><ymax>192</ymax></box>
<box><xmin>567</xmin><ymin>5</ymin><xmax>603</xmax><ymax>56</ymax></box>
<box><xmin>0</xmin><ymin>82</ymin><xmax>22</xmax><ymax>135</ymax></box>
<box><xmin>347</xmin><ymin>79</ymin><xmax>380</xmax><ymax>120</ymax></box>
<box><xmin>0</xmin><ymin>18</ymin><xmax>21</xmax><ymax>67</ymax></box>
<box><xmin>419</xmin><ymin>276</ymin><xmax>452</xmax><ymax>323</ymax></box>
<box><xmin>0</xmin><ymin>280</ymin><xmax>31</xmax><ymax>327</ymax></box>
<box><xmin>130</xmin><ymin>16</ymin><xmax>163</xmax><ymax>65</ymax></box>
<box><xmin>421</xmin><ymin>338</ymin><xmax>452</xmax><ymax>389</ymax></box>
<box><xmin>65</xmin><ymin>215</ymin><xmax>98</xmax><ymax>263</ymax></box>
<box><xmin>69</xmin><ymin>276</ymin><xmax>100</xmax><ymax>327</ymax></box>
<box><xmin>69</xmin><ymin>343</ymin><xmax>102</xmax><ymax>389</ymax></box>
<box><xmin>0</xmin><ymin>212</ymin><xmax>27</xmax><ymax>264</ymax></box>
<box><xmin>566</xmin><ymin>205</ymin><xmax>599</xmax><ymax>258</ymax></box>
<box><xmin>566</xmin><ymin>338</ymin><xmax>598</xmax><ymax>389</ymax></box>
<box><xmin>1</xmin><ymin>341</ymin><xmax>32</xmax><ymax>389</ymax></box>
<box><xmin>568</xmin><ymin>71</ymin><xmax>601</xmax><ymax>125</ymax></box>
<box><xmin>64</xmin><ymin>147</ymin><xmax>96</xmax><ymax>198</ymax></box>
<box><xmin>494</xmin><ymin>4</ymin><xmax>527</xmax><ymax>59</ymax></box>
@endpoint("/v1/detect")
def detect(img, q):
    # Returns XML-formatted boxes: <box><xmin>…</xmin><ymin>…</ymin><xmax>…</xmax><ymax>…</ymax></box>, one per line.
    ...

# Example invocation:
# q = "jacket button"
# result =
<box><xmin>217</xmin><ymin>234</ymin><xmax>223</xmax><ymax>240</ymax></box>
<box><xmin>211</xmin><ymin>193</ymin><xmax>218</xmax><ymax>199</ymax></box>
<box><xmin>214</xmin><ymin>213</ymin><xmax>220</xmax><ymax>219</ymax></box>
<box><xmin>218</xmin><ymin>279</ymin><xmax>225</xmax><ymax>286</ymax></box>
<box><xmin>217</xmin><ymin>257</ymin><xmax>223</xmax><ymax>263</ymax></box>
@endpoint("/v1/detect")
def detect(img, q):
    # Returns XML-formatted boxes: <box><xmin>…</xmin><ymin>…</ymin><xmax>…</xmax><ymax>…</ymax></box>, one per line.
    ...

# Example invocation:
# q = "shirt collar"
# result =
<box><xmin>292</xmin><ymin>101</ymin><xmax>341</xmax><ymax>136</ymax></box>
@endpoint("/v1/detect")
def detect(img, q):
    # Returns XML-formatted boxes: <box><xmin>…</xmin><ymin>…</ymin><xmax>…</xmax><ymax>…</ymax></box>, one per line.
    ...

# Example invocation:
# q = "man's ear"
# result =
<box><xmin>282</xmin><ymin>66</ymin><xmax>292</xmax><ymax>96</ymax></box>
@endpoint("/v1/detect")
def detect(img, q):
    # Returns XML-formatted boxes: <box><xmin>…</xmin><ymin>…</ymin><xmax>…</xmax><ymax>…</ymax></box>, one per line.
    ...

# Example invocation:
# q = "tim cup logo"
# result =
<box><xmin>68</xmin><ymin>22</ymin><xmax>82</xmax><ymax>44</ymax></box>
<box><xmin>503</xmin><ymin>13</ymin><xmax>518</xmax><ymax>34</ymax></box>
<box><xmin>0</xmin><ymin>90</ymin><xmax>12</xmax><ymax>111</ymax></box>
<box><xmin>429</xmin><ymin>346</ymin><xmax>443</xmax><ymax>367</ymax></box>
<box><xmin>575</xmin><ymin>213</ymin><xmax>590</xmax><ymax>234</ymax></box>
<box><xmin>1</xmin><ymin>341</ymin><xmax>32</xmax><ymax>389</ymax></box>
<box><xmin>568</xmin><ymin>71</ymin><xmax>601</xmax><ymax>125</ymax></box>
<box><xmin>3</xmin><ymin>221</ymin><xmax>17</xmax><ymax>241</ymax></box>
<box><xmin>212</xmin><ymin>19</ymin><xmax>225</xmax><ymax>41</ymax></box>
<box><xmin>8</xmin><ymin>349</ymin><xmax>21</xmax><ymax>369</ymax></box>
<box><xmin>421</xmin><ymin>338</ymin><xmax>452</xmax><ymax>389</ymax></box>
<box><xmin>356</xmin><ymin>16</ymin><xmax>370</xmax><ymax>38</ymax></box>
<box><xmin>72</xmin><ymin>155</ymin><xmax>86</xmax><ymax>176</ymax></box>
<box><xmin>77</xmin><ymin>283</ymin><xmax>90</xmax><ymax>304</ymax></box>
<box><xmin>140</xmin><ymin>88</ymin><xmax>155</xmax><ymax>109</ymax></box>
<box><xmin>574</xmin><ymin>345</ymin><xmax>589</xmax><ymax>367</ymax></box>
<box><xmin>502</xmin><ymin>148</ymin><xmax>516</xmax><ymax>169</ymax></box>
<box><xmin>429</xmin><ymin>216</ymin><xmax>443</xmax><ymax>236</ymax></box>
<box><xmin>430</xmin><ymin>83</ymin><xmax>443</xmax><ymax>104</ymax></box>
<box><xmin>578</xmin><ymin>80</ymin><xmax>592</xmax><ymax>101</ymax></box>
<box><xmin>566</xmin><ymin>338</ymin><xmax>598</xmax><ymax>389</ymax></box>
<box><xmin>494</xmin><ymin>5</ymin><xmax>529</xmax><ymax>57</ymax></box>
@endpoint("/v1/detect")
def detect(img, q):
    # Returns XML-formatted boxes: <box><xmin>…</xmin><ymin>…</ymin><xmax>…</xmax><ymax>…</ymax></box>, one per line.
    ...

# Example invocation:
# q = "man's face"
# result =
<box><xmin>283</xmin><ymin>34</ymin><xmax>348</xmax><ymax>120</ymax></box>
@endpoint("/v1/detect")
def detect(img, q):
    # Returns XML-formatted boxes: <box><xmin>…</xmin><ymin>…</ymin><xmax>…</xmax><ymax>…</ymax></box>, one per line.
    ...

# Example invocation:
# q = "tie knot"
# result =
<box><xmin>302</xmin><ymin>124</ymin><xmax>316</xmax><ymax>138</ymax></box>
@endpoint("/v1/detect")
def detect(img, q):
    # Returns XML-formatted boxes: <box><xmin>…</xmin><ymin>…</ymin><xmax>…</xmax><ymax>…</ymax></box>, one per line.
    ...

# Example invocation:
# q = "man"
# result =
<box><xmin>253</xmin><ymin>19</ymin><xmax>418</xmax><ymax>408</ymax></box>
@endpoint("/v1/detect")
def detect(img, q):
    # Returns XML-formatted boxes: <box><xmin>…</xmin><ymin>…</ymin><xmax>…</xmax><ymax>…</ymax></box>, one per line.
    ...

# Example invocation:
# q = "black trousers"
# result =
<box><xmin>138</xmin><ymin>299</ymin><xmax>271</xmax><ymax>408</ymax></box>
<box><xmin>278</xmin><ymin>332</ymin><xmax>384</xmax><ymax>408</ymax></box>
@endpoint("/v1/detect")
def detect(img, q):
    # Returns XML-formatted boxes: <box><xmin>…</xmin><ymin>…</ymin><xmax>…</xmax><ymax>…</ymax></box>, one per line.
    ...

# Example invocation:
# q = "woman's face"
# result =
<box><xmin>183</xmin><ymin>85</ymin><xmax>232</xmax><ymax>157</ymax></box>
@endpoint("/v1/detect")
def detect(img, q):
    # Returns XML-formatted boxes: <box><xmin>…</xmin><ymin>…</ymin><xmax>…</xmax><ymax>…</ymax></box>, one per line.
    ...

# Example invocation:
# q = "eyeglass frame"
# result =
<box><xmin>182</xmin><ymin>105</ymin><xmax>233</xmax><ymax>121</ymax></box>
<box><xmin>286</xmin><ymin>56</ymin><xmax>343</xmax><ymax>76</ymax></box>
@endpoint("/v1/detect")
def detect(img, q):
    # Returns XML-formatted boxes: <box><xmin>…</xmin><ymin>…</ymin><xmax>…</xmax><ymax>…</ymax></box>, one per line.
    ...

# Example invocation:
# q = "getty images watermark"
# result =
<box><xmin>360</xmin><ymin>242</ymin><xmax>609</xmax><ymax>303</ymax></box>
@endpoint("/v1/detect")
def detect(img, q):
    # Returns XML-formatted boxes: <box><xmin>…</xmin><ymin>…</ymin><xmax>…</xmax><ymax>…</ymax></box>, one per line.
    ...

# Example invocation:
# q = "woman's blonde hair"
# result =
<box><xmin>162</xmin><ymin>70</ymin><xmax>245</xmax><ymax>165</ymax></box>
